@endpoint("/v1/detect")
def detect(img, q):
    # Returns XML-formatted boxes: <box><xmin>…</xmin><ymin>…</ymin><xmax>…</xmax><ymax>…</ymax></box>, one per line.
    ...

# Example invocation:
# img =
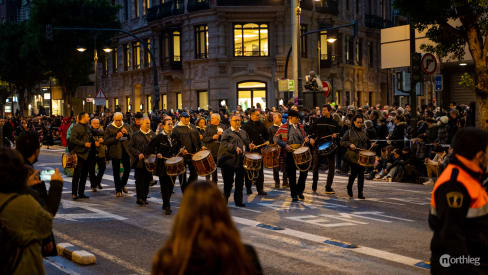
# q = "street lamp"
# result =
<box><xmin>76</xmin><ymin>46</ymin><xmax>87</xmax><ymax>52</ymax></box>
<box><xmin>102</xmin><ymin>47</ymin><xmax>113</xmax><ymax>53</ymax></box>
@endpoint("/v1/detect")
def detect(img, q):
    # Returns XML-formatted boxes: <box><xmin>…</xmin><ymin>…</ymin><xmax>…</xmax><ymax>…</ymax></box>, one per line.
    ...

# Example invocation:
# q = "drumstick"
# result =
<box><xmin>254</xmin><ymin>141</ymin><xmax>270</xmax><ymax>149</ymax></box>
<box><xmin>319</xmin><ymin>133</ymin><xmax>340</xmax><ymax>140</ymax></box>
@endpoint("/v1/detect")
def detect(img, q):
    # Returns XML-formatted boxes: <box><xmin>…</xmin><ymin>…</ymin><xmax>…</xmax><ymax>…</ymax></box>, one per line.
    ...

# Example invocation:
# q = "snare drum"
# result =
<box><xmin>144</xmin><ymin>154</ymin><xmax>157</xmax><ymax>173</ymax></box>
<box><xmin>261</xmin><ymin>145</ymin><xmax>281</xmax><ymax>169</ymax></box>
<box><xmin>62</xmin><ymin>153</ymin><xmax>78</xmax><ymax>169</ymax></box>
<box><xmin>358</xmin><ymin>150</ymin><xmax>376</xmax><ymax>167</ymax></box>
<box><xmin>243</xmin><ymin>153</ymin><xmax>262</xmax><ymax>171</ymax></box>
<box><xmin>192</xmin><ymin>150</ymin><xmax>216</xmax><ymax>176</ymax></box>
<box><xmin>165</xmin><ymin>156</ymin><xmax>186</xmax><ymax>176</ymax></box>
<box><xmin>292</xmin><ymin>147</ymin><xmax>312</xmax><ymax>167</ymax></box>
<box><xmin>318</xmin><ymin>141</ymin><xmax>337</xmax><ymax>156</ymax></box>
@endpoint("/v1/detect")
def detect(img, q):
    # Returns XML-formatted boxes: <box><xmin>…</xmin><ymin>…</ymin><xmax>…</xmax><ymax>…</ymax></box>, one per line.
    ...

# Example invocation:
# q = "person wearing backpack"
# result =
<box><xmin>0</xmin><ymin>148</ymin><xmax>53</xmax><ymax>275</ymax></box>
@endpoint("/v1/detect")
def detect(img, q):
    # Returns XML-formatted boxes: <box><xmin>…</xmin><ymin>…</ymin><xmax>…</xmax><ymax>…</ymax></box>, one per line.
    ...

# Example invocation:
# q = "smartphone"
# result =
<box><xmin>40</xmin><ymin>169</ymin><xmax>55</xmax><ymax>182</ymax></box>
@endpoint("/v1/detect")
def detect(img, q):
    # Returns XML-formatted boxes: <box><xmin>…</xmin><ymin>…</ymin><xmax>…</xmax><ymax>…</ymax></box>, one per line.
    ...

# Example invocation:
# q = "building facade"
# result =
<box><xmin>82</xmin><ymin>0</ymin><xmax>393</xmax><ymax>113</ymax></box>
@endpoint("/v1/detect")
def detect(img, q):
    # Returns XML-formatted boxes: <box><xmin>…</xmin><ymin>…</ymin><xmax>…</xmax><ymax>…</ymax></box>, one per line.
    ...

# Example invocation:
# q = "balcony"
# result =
<box><xmin>161</xmin><ymin>56</ymin><xmax>182</xmax><ymax>71</ymax></box>
<box><xmin>316</xmin><ymin>0</ymin><xmax>338</xmax><ymax>15</ymax></box>
<box><xmin>147</xmin><ymin>0</ymin><xmax>184</xmax><ymax>22</ymax></box>
<box><xmin>217</xmin><ymin>0</ymin><xmax>284</xmax><ymax>6</ymax></box>
<box><xmin>365</xmin><ymin>14</ymin><xmax>393</xmax><ymax>29</ymax></box>
<box><xmin>187</xmin><ymin>0</ymin><xmax>210</xmax><ymax>11</ymax></box>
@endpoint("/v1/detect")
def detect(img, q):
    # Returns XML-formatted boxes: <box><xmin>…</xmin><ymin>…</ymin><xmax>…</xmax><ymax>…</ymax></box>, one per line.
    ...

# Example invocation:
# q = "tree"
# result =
<box><xmin>394</xmin><ymin>0</ymin><xmax>488</xmax><ymax>129</ymax></box>
<box><xmin>27</xmin><ymin>0</ymin><xmax>120</xmax><ymax>114</ymax></box>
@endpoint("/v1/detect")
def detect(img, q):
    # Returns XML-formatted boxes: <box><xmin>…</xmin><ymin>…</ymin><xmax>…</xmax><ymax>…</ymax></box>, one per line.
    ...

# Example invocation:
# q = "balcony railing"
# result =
<box><xmin>161</xmin><ymin>56</ymin><xmax>182</xmax><ymax>70</ymax></box>
<box><xmin>316</xmin><ymin>0</ymin><xmax>338</xmax><ymax>15</ymax></box>
<box><xmin>365</xmin><ymin>14</ymin><xmax>393</xmax><ymax>29</ymax></box>
<box><xmin>147</xmin><ymin>0</ymin><xmax>184</xmax><ymax>22</ymax></box>
<box><xmin>187</xmin><ymin>0</ymin><xmax>210</xmax><ymax>11</ymax></box>
<box><xmin>320</xmin><ymin>54</ymin><xmax>336</xmax><ymax>68</ymax></box>
<box><xmin>217</xmin><ymin>0</ymin><xmax>284</xmax><ymax>6</ymax></box>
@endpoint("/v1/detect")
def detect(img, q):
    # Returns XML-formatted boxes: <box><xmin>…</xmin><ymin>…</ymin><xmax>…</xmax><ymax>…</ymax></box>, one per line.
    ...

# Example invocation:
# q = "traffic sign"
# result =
<box><xmin>322</xmin><ymin>81</ymin><xmax>331</xmax><ymax>97</ymax></box>
<box><xmin>288</xmin><ymin>80</ymin><xmax>295</xmax><ymax>92</ymax></box>
<box><xmin>421</xmin><ymin>53</ymin><xmax>437</xmax><ymax>75</ymax></box>
<box><xmin>434</xmin><ymin>74</ymin><xmax>443</xmax><ymax>92</ymax></box>
<box><xmin>95</xmin><ymin>88</ymin><xmax>105</xmax><ymax>99</ymax></box>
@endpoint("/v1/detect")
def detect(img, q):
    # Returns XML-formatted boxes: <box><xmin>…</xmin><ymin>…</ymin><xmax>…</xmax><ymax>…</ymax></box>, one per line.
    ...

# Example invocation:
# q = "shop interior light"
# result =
<box><xmin>459</xmin><ymin>62</ymin><xmax>467</xmax><ymax>66</ymax></box>
<box><xmin>103</xmin><ymin>47</ymin><xmax>113</xmax><ymax>53</ymax></box>
<box><xmin>327</xmin><ymin>37</ymin><xmax>337</xmax><ymax>43</ymax></box>
<box><xmin>76</xmin><ymin>46</ymin><xmax>87</xmax><ymax>52</ymax></box>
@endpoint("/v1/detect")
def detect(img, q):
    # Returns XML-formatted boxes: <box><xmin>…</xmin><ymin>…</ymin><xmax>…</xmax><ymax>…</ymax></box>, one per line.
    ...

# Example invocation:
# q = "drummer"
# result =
<box><xmin>148</xmin><ymin>117</ymin><xmax>186</xmax><ymax>215</ymax></box>
<box><xmin>340</xmin><ymin>115</ymin><xmax>371</xmax><ymax>199</ymax></box>
<box><xmin>129</xmin><ymin>117</ymin><xmax>156</xmax><ymax>206</ymax></box>
<box><xmin>202</xmin><ymin>113</ymin><xmax>223</xmax><ymax>184</ymax></box>
<box><xmin>274</xmin><ymin>110</ymin><xmax>310</xmax><ymax>202</ymax></box>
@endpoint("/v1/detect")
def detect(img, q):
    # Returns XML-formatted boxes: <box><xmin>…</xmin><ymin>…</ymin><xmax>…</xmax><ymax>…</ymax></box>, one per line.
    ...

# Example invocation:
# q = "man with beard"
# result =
<box><xmin>428</xmin><ymin>128</ymin><xmax>488</xmax><ymax>274</ymax></box>
<box><xmin>104</xmin><ymin>112</ymin><xmax>132</xmax><ymax>197</ymax></box>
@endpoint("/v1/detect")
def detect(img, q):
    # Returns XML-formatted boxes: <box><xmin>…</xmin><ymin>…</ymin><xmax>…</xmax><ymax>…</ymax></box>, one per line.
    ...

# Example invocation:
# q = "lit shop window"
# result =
<box><xmin>234</xmin><ymin>23</ymin><xmax>268</xmax><ymax>57</ymax></box>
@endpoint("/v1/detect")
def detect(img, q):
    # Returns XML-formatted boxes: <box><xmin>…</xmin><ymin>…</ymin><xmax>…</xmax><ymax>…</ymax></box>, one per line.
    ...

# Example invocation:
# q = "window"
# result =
<box><xmin>132</xmin><ymin>42</ymin><xmax>141</xmax><ymax>69</ymax></box>
<box><xmin>145</xmin><ymin>39</ymin><xmax>151</xmax><ymax>67</ymax></box>
<box><xmin>112</xmin><ymin>48</ymin><xmax>118</xmax><ymax>73</ymax></box>
<box><xmin>345</xmin><ymin>36</ymin><xmax>354</xmax><ymax>64</ymax></box>
<box><xmin>114</xmin><ymin>97</ymin><xmax>119</xmax><ymax>111</ymax></box>
<box><xmin>195</xmin><ymin>25</ymin><xmax>208</xmax><ymax>59</ymax></box>
<box><xmin>126</xmin><ymin>97</ymin><xmax>131</xmax><ymax>112</ymax></box>
<box><xmin>124</xmin><ymin>0</ymin><xmax>129</xmax><ymax>20</ymax></box>
<box><xmin>173</xmin><ymin>31</ymin><xmax>181</xmax><ymax>62</ymax></box>
<box><xmin>237</xmin><ymin>81</ymin><xmax>267</xmax><ymax>111</ymax></box>
<box><xmin>319</xmin><ymin>31</ymin><xmax>331</xmax><ymax>60</ymax></box>
<box><xmin>146</xmin><ymin>95</ymin><xmax>152</xmax><ymax>112</ymax></box>
<box><xmin>133</xmin><ymin>0</ymin><xmax>139</xmax><ymax>18</ymax></box>
<box><xmin>234</xmin><ymin>23</ymin><xmax>269</xmax><ymax>57</ymax></box>
<box><xmin>356</xmin><ymin>0</ymin><xmax>360</xmax><ymax>14</ymax></box>
<box><xmin>198</xmin><ymin>91</ymin><xmax>208</xmax><ymax>110</ymax></box>
<box><xmin>300</xmin><ymin>24</ymin><xmax>307</xmax><ymax>58</ymax></box>
<box><xmin>356</xmin><ymin>38</ymin><xmax>362</xmax><ymax>65</ymax></box>
<box><xmin>356</xmin><ymin>91</ymin><xmax>361</xmax><ymax>106</ymax></box>
<box><xmin>368</xmin><ymin>41</ymin><xmax>374</xmax><ymax>67</ymax></box>
<box><xmin>368</xmin><ymin>91</ymin><xmax>373</xmax><ymax>106</ymax></box>
<box><xmin>176</xmin><ymin>92</ymin><xmax>182</xmax><ymax>109</ymax></box>
<box><xmin>346</xmin><ymin>0</ymin><xmax>350</xmax><ymax>10</ymax></box>
<box><xmin>123</xmin><ymin>44</ymin><xmax>130</xmax><ymax>71</ymax></box>
<box><xmin>144</xmin><ymin>0</ymin><xmax>150</xmax><ymax>15</ymax></box>
<box><xmin>160</xmin><ymin>30</ymin><xmax>182</xmax><ymax>67</ymax></box>
<box><xmin>160</xmin><ymin>94</ymin><xmax>167</xmax><ymax>110</ymax></box>
<box><xmin>336</xmin><ymin>91</ymin><xmax>341</xmax><ymax>105</ymax></box>
<box><xmin>346</xmin><ymin>91</ymin><xmax>350</xmax><ymax>106</ymax></box>
<box><xmin>102</xmin><ymin>55</ymin><xmax>108</xmax><ymax>77</ymax></box>
<box><xmin>105</xmin><ymin>99</ymin><xmax>109</xmax><ymax>109</ymax></box>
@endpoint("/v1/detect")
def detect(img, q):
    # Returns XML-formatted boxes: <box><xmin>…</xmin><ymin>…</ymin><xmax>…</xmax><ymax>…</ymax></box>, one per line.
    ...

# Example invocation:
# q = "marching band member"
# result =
<box><xmin>129</xmin><ymin>117</ymin><xmax>156</xmax><ymax>206</ymax></box>
<box><xmin>242</xmin><ymin>108</ymin><xmax>269</xmax><ymax>196</ymax></box>
<box><xmin>171</xmin><ymin>112</ymin><xmax>203</xmax><ymax>192</ymax></box>
<box><xmin>69</xmin><ymin>112</ymin><xmax>92</xmax><ymax>200</ymax></box>
<box><xmin>88</xmin><ymin>118</ymin><xmax>106</xmax><ymax>192</ymax></box>
<box><xmin>268</xmin><ymin>112</ymin><xmax>287</xmax><ymax>188</ymax></box>
<box><xmin>104</xmin><ymin>112</ymin><xmax>133</xmax><ymax>198</ymax></box>
<box><xmin>202</xmin><ymin>113</ymin><xmax>223</xmax><ymax>184</ymax></box>
<box><xmin>310</xmin><ymin>104</ymin><xmax>339</xmax><ymax>194</ymax></box>
<box><xmin>148</xmin><ymin>117</ymin><xmax>185</xmax><ymax>215</ymax></box>
<box><xmin>274</xmin><ymin>110</ymin><xmax>310</xmax><ymax>202</ymax></box>
<box><xmin>217</xmin><ymin>114</ymin><xmax>256</xmax><ymax>207</ymax></box>
<box><xmin>341</xmin><ymin>115</ymin><xmax>371</xmax><ymax>199</ymax></box>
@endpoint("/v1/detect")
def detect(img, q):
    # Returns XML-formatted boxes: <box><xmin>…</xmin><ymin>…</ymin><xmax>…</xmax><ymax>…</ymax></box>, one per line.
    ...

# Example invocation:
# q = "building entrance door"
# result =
<box><xmin>237</xmin><ymin>81</ymin><xmax>267</xmax><ymax>111</ymax></box>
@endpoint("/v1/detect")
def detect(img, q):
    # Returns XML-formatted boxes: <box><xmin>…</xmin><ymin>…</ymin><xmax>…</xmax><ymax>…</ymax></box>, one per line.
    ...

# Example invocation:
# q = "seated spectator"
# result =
<box><xmin>375</xmin><ymin>148</ymin><xmax>403</xmax><ymax>182</ymax></box>
<box><xmin>0</xmin><ymin>148</ymin><xmax>53</xmax><ymax>274</ymax></box>
<box><xmin>152</xmin><ymin>181</ymin><xmax>263</xmax><ymax>275</ymax></box>
<box><xmin>423</xmin><ymin>147</ymin><xmax>447</xmax><ymax>185</ymax></box>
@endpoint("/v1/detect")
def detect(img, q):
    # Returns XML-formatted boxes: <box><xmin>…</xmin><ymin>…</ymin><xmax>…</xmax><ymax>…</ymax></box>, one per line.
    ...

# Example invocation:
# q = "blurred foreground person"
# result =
<box><xmin>152</xmin><ymin>181</ymin><xmax>262</xmax><ymax>275</ymax></box>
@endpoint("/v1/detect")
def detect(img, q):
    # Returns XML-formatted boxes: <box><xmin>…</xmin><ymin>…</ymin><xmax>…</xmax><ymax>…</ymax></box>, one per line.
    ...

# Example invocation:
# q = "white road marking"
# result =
<box><xmin>57</xmin><ymin>200</ymin><xmax>128</xmax><ymax>221</ymax></box>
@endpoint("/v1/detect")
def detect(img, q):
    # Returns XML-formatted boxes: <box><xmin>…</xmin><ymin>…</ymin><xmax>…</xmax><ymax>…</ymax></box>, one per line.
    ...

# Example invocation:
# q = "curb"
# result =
<box><xmin>56</xmin><ymin>243</ymin><xmax>96</xmax><ymax>265</ymax></box>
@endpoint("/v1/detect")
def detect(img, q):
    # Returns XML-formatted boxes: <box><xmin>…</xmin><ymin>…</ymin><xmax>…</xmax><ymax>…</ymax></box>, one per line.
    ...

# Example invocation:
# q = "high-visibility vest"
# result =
<box><xmin>431</xmin><ymin>163</ymin><xmax>488</xmax><ymax>218</ymax></box>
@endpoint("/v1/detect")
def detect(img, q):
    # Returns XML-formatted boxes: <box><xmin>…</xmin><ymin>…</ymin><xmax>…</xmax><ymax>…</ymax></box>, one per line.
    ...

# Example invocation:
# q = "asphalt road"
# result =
<box><xmin>37</xmin><ymin>147</ymin><xmax>433</xmax><ymax>275</ymax></box>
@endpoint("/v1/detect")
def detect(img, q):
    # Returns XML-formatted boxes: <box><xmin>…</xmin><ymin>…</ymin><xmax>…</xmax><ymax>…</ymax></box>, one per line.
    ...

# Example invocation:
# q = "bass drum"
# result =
<box><xmin>192</xmin><ymin>150</ymin><xmax>216</xmax><ymax>177</ymax></box>
<box><xmin>262</xmin><ymin>145</ymin><xmax>280</xmax><ymax>169</ymax></box>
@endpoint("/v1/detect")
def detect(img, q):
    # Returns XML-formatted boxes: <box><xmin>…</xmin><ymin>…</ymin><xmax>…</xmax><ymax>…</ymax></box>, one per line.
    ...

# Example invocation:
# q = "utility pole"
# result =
<box><xmin>409</xmin><ymin>20</ymin><xmax>418</xmax><ymax>135</ymax></box>
<box><xmin>291</xmin><ymin>0</ymin><xmax>299</xmax><ymax>102</ymax></box>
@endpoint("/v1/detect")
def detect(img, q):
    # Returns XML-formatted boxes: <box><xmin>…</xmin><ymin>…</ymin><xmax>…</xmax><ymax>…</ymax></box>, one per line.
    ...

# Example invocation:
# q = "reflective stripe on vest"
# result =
<box><xmin>430</xmin><ymin>164</ymin><xmax>488</xmax><ymax>219</ymax></box>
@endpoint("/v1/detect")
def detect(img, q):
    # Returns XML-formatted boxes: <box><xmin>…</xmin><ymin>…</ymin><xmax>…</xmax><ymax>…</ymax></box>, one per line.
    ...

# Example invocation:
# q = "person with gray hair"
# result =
<box><xmin>88</xmin><ymin>118</ymin><xmax>106</xmax><ymax>192</ymax></box>
<box><xmin>104</xmin><ymin>112</ymin><xmax>133</xmax><ymax>197</ymax></box>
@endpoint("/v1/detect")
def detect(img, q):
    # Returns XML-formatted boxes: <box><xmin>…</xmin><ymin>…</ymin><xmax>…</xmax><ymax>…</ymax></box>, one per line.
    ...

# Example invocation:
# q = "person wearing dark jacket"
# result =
<box><xmin>171</xmin><ymin>112</ymin><xmax>203</xmax><ymax>192</ymax></box>
<box><xmin>217</xmin><ymin>115</ymin><xmax>254</xmax><ymax>207</ymax></box>
<box><xmin>88</xmin><ymin>118</ymin><xmax>106</xmax><ymax>192</ymax></box>
<box><xmin>241</xmin><ymin>109</ymin><xmax>269</xmax><ymax>196</ymax></box>
<box><xmin>129</xmin><ymin>117</ymin><xmax>156</xmax><ymax>206</ymax></box>
<box><xmin>429</xmin><ymin>128</ymin><xmax>488</xmax><ymax>274</ymax></box>
<box><xmin>389</xmin><ymin>116</ymin><xmax>407</xmax><ymax>149</ymax></box>
<box><xmin>268</xmin><ymin>112</ymin><xmax>287</xmax><ymax>188</ymax></box>
<box><xmin>15</xmin><ymin>132</ymin><xmax>63</xmax><ymax>257</ymax></box>
<box><xmin>147</xmin><ymin>117</ymin><xmax>184</xmax><ymax>215</ymax></box>
<box><xmin>69</xmin><ymin>112</ymin><xmax>92</xmax><ymax>200</ymax></box>
<box><xmin>202</xmin><ymin>113</ymin><xmax>223</xmax><ymax>184</ymax></box>
<box><xmin>104</xmin><ymin>112</ymin><xmax>133</xmax><ymax>197</ymax></box>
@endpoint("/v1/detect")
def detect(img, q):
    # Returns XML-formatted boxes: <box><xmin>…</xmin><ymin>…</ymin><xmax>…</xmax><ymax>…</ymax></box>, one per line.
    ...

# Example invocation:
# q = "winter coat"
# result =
<box><xmin>104</xmin><ymin>123</ymin><xmax>132</xmax><ymax>160</ymax></box>
<box><xmin>341</xmin><ymin>126</ymin><xmax>370</xmax><ymax>165</ymax></box>
<box><xmin>69</xmin><ymin>123</ymin><xmax>92</xmax><ymax>160</ymax></box>
<box><xmin>217</xmin><ymin>128</ymin><xmax>250</xmax><ymax>168</ymax></box>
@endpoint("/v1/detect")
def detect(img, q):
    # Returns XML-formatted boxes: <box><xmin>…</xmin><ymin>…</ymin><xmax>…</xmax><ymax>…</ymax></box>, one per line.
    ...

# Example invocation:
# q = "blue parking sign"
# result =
<box><xmin>434</xmin><ymin>75</ymin><xmax>443</xmax><ymax>92</ymax></box>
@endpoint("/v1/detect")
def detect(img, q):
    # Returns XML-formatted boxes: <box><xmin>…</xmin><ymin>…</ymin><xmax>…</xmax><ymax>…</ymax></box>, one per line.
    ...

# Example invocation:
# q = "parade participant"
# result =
<box><xmin>242</xmin><ymin>108</ymin><xmax>269</xmax><ymax>195</ymax></box>
<box><xmin>218</xmin><ymin>114</ymin><xmax>255</xmax><ymax>207</ymax></box>
<box><xmin>268</xmin><ymin>112</ymin><xmax>287</xmax><ymax>188</ymax></box>
<box><xmin>69</xmin><ymin>112</ymin><xmax>92</xmax><ymax>200</ymax></box>
<box><xmin>274</xmin><ymin>110</ymin><xmax>310</xmax><ymax>202</ymax></box>
<box><xmin>104</xmin><ymin>112</ymin><xmax>132</xmax><ymax>197</ymax></box>
<box><xmin>195</xmin><ymin>117</ymin><xmax>206</xmax><ymax>139</ymax></box>
<box><xmin>88</xmin><ymin>118</ymin><xmax>106</xmax><ymax>192</ymax></box>
<box><xmin>171</xmin><ymin>112</ymin><xmax>203</xmax><ymax>192</ymax></box>
<box><xmin>202</xmin><ymin>113</ymin><xmax>223</xmax><ymax>184</ymax></box>
<box><xmin>129</xmin><ymin>117</ymin><xmax>156</xmax><ymax>206</ymax></box>
<box><xmin>429</xmin><ymin>127</ymin><xmax>488</xmax><ymax>274</ymax></box>
<box><xmin>310</xmin><ymin>104</ymin><xmax>339</xmax><ymax>194</ymax></box>
<box><xmin>130</xmin><ymin>112</ymin><xmax>143</xmax><ymax>133</ymax></box>
<box><xmin>148</xmin><ymin>117</ymin><xmax>186</xmax><ymax>215</ymax></box>
<box><xmin>341</xmin><ymin>115</ymin><xmax>371</xmax><ymax>199</ymax></box>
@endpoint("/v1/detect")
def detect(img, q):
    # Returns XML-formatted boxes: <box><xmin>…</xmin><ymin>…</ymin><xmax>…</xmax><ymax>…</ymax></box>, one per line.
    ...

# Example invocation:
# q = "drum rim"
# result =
<box><xmin>294</xmin><ymin>147</ymin><xmax>309</xmax><ymax>154</ymax></box>
<box><xmin>245</xmin><ymin>153</ymin><xmax>262</xmax><ymax>160</ymax></box>
<box><xmin>166</xmin><ymin>156</ymin><xmax>183</xmax><ymax>164</ymax></box>
<box><xmin>192</xmin><ymin>150</ymin><xmax>210</xmax><ymax>160</ymax></box>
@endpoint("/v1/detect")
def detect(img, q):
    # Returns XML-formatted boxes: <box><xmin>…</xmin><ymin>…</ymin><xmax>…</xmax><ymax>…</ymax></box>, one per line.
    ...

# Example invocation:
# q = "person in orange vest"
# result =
<box><xmin>429</xmin><ymin>127</ymin><xmax>488</xmax><ymax>274</ymax></box>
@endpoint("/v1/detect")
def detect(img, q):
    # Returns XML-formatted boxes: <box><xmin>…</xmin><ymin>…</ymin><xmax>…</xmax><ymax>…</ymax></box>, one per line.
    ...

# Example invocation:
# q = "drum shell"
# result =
<box><xmin>262</xmin><ymin>146</ymin><xmax>280</xmax><ymax>169</ymax></box>
<box><xmin>192</xmin><ymin>150</ymin><xmax>216</xmax><ymax>176</ymax></box>
<box><xmin>243</xmin><ymin>153</ymin><xmax>263</xmax><ymax>171</ymax></box>
<box><xmin>317</xmin><ymin>141</ymin><xmax>337</xmax><ymax>157</ymax></box>
<box><xmin>62</xmin><ymin>153</ymin><xmax>78</xmax><ymax>169</ymax></box>
<box><xmin>358</xmin><ymin>151</ymin><xmax>376</xmax><ymax>167</ymax></box>
<box><xmin>165</xmin><ymin>157</ymin><xmax>186</xmax><ymax>176</ymax></box>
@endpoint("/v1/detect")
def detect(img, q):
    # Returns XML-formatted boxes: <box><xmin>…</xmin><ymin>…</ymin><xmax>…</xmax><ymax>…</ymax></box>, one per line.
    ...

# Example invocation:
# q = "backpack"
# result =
<box><xmin>0</xmin><ymin>194</ymin><xmax>27</xmax><ymax>275</ymax></box>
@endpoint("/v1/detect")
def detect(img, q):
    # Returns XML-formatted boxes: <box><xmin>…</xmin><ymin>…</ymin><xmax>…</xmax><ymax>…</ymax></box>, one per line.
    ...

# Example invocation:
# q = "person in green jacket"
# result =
<box><xmin>0</xmin><ymin>148</ymin><xmax>53</xmax><ymax>275</ymax></box>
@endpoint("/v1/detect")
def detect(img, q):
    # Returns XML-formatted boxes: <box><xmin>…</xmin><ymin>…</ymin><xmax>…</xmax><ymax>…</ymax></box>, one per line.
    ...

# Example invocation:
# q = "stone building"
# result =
<box><xmin>79</xmin><ymin>0</ymin><xmax>393</xmax><ymax>113</ymax></box>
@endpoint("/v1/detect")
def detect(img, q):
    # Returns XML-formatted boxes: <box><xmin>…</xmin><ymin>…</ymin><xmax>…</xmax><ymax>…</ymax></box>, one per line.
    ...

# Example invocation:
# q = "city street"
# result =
<box><xmin>39</xmin><ymin>147</ymin><xmax>432</xmax><ymax>275</ymax></box>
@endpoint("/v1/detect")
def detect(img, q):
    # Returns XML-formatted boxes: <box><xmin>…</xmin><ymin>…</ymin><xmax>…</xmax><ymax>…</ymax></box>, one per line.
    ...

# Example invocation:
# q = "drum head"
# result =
<box><xmin>361</xmin><ymin>151</ymin><xmax>376</xmax><ymax>157</ymax></box>
<box><xmin>193</xmin><ymin>150</ymin><xmax>210</xmax><ymax>161</ymax></box>
<box><xmin>145</xmin><ymin>154</ymin><xmax>157</xmax><ymax>164</ymax></box>
<box><xmin>318</xmin><ymin>141</ymin><xmax>332</xmax><ymax>151</ymax></box>
<box><xmin>245</xmin><ymin>153</ymin><xmax>262</xmax><ymax>160</ymax></box>
<box><xmin>294</xmin><ymin>147</ymin><xmax>309</xmax><ymax>155</ymax></box>
<box><xmin>62</xmin><ymin>154</ymin><xmax>67</xmax><ymax>168</ymax></box>
<box><xmin>167</xmin><ymin>156</ymin><xmax>183</xmax><ymax>164</ymax></box>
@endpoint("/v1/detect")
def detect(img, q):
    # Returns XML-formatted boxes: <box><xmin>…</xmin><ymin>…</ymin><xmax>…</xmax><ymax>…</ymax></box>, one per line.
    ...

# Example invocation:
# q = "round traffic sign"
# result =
<box><xmin>322</xmin><ymin>81</ymin><xmax>331</xmax><ymax>97</ymax></box>
<box><xmin>421</xmin><ymin>53</ymin><xmax>437</xmax><ymax>75</ymax></box>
